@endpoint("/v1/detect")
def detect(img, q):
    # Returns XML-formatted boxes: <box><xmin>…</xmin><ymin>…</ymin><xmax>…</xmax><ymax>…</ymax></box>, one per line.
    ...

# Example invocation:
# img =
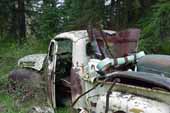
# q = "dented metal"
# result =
<box><xmin>14</xmin><ymin>29</ymin><xmax>170</xmax><ymax>113</ymax></box>
<box><xmin>18</xmin><ymin>54</ymin><xmax>47</xmax><ymax>71</ymax></box>
<box><xmin>81</xmin><ymin>68</ymin><xmax>170</xmax><ymax>113</ymax></box>
<box><xmin>96</xmin><ymin>92</ymin><xmax>170</xmax><ymax>113</ymax></box>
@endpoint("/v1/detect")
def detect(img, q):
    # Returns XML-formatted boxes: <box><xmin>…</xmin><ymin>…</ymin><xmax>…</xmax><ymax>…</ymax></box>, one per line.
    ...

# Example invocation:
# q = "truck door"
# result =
<box><xmin>47</xmin><ymin>40</ymin><xmax>58</xmax><ymax>108</ymax></box>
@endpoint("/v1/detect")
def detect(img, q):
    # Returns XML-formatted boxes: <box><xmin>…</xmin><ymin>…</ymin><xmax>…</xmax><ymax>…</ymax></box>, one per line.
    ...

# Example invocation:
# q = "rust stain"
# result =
<box><xmin>129</xmin><ymin>108</ymin><xmax>144</xmax><ymax>113</ymax></box>
<box><xmin>90</xmin><ymin>101</ymin><xmax>97</xmax><ymax>107</ymax></box>
<box><xmin>87</xmin><ymin>27</ymin><xmax>140</xmax><ymax>58</ymax></box>
<box><xmin>70</xmin><ymin>67</ymin><xmax>83</xmax><ymax>102</ymax></box>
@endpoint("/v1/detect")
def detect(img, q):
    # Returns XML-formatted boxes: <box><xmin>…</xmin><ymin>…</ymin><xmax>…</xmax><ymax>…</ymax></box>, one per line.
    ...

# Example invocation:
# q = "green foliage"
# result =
<box><xmin>0</xmin><ymin>39</ymin><xmax>48</xmax><ymax>58</ymax></box>
<box><xmin>1</xmin><ymin>0</ymin><xmax>170</xmax><ymax>112</ymax></box>
<box><xmin>0</xmin><ymin>38</ymin><xmax>48</xmax><ymax>85</ymax></box>
<box><xmin>0</xmin><ymin>38</ymin><xmax>69</xmax><ymax>113</ymax></box>
<box><xmin>63</xmin><ymin>0</ymin><xmax>105</xmax><ymax>30</ymax></box>
<box><xmin>35</xmin><ymin>5</ymin><xmax>63</xmax><ymax>38</ymax></box>
<box><xmin>159</xmin><ymin>40</ymin><xmax>170</xmax><ymax>54</ymax></box>
<box><xmin>0</xmin><ymin>0</ymin><xmax>12</xmax><ymax>38</ymax></box>
<box><xmin>0</xmin><ymin>93</ymin><xmax>26</xmax><ymax>113</ymax></box>
<box><xmin>0</xmin><ymin>38</ymin><xmax>48</xmax><ymax>89</ymax></box>
<box><xmin>0</xmin><ymin>39</ymin><xmax>49</xmax><ymax>113</ymax></box>
<box><xmin>56</xmin><ymin>107</ymin><xmax>70</xmax><ymax>113</ymax></box>
<box><xmin>139</xmin><ymin>1</ymin><xmax>170</xmax><ymax>54</ymax></box>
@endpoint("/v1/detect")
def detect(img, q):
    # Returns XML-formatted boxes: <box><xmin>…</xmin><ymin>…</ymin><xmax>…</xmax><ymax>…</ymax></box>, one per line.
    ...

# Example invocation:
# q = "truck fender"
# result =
<box><xmin>8</xmin><ymin>68</ymin><xmax>42</xmax><ymax>92</ymax></box>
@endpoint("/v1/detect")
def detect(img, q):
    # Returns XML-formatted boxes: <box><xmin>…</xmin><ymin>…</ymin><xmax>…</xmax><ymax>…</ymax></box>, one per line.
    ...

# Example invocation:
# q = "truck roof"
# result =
<box><xmin>54</xmin><ymin>30</ymin><xmax>116</xmax><ymax>42</ymax></box>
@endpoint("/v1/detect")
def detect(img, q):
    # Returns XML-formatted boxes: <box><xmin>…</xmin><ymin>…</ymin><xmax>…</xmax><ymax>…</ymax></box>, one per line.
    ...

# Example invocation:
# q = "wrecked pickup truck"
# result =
<box><xmin>10</xmin><ymin>28</ymin><xmax>170</xmax><ymax>113</ymax></box>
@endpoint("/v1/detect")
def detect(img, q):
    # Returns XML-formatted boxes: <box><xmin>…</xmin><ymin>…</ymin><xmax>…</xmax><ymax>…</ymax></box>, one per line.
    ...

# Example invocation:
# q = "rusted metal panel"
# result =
<box><xmin>70</xmin><ymin>67</ymin><xmax>86</xmax><ymax>109</ymax></box>
<box><xmin>96</xmin><ymin>92</ymin><xmax>170</xmax><ymax>113</ymax></box>
<box><xmin>87</xmin><ymin>28</ymin><xmax>140</xmax><ymax>58</ymax></box>
<box><xmin>9</xmin><ymin>69</ymin><xmax>42</xmax><ymax>86</ymax></box>
<box><xmin>82</xmin><ymin>77</ymin><xmax>170</xmax><ymax>113</ymax></box>
<box><xmin>15</xmin><ymin>30</ymin><xmax>170</xmax><ymax>113</ymax></box>
<box><xmin>81</xmin><ymin>63</ymin><xmax>170</xmax><ymax>112</ymax></box>
<box><xmin>82</xmin><ymin>69</ymin><xmax>170</xmax><ymax>104</ymax></box>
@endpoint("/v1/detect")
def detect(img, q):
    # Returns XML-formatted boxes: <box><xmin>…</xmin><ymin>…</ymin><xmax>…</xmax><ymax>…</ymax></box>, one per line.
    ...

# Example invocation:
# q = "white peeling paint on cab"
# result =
<box><xmin>96</xmin><ymin>92</ymin><xmax>170</xmax><ymax>113</ymax></box>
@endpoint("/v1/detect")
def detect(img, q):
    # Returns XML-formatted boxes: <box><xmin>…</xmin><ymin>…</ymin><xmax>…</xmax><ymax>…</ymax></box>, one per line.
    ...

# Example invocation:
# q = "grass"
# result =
<box><xmin>56</xmin><ymin>107</ymin><xmax>70</xmax><ymax>113</ymax></box>
<box><xmin>0</xmin><ymin>39</ymin><xmax>69</xmax><ymax>113</ymax></box>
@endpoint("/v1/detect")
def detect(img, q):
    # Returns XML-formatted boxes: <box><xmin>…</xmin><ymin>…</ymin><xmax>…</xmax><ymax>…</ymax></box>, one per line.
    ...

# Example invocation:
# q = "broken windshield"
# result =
<box><xmin>55</xmin><ymin>39</ymin><xmax>72</xmax><ymax>54</ymax></box>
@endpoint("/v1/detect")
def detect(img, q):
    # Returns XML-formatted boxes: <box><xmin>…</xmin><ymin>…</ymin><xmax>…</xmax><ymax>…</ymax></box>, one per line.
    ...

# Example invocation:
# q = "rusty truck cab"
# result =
<box><xmin>46</xmin><ymin>30</ymin><xmax>91</xmax><ymax>108</ymax></box>
<box><xmin>15</xmin><ymin>28</ymin><xmax>170</xmax><ymax>112</ymax></box>
<box><xmin>46</xmin><ymin>30</ymin><xmax>117</xmax><ymax>108</ymax></box>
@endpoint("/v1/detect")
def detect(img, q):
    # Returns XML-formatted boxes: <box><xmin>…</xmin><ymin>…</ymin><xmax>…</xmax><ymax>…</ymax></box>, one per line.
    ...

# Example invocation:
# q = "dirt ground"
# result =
<box><xmin>0</xmin><ymin>104</ymin><xmax>5</xmax><ymax>112</ymax></box>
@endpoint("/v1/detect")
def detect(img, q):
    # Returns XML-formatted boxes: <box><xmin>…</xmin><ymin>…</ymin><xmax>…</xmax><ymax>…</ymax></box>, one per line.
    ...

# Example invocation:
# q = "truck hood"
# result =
<box><xmin>100</xmin><ymin>71</ymin><xmax>170</xmax><ymax>91</ymax></box>
<box><xmin>18</xmin><ymin>54</ymin><xmax>47</xmax><ymax>71</ymax></box>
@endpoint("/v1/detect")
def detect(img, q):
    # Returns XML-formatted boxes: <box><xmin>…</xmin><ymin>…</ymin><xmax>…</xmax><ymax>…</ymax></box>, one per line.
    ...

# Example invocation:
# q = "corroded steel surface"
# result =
<box><xmin>15</xmin><ymin>29</ymin><xmax>170</xmax><ymax>113</ymax></box>
<box><xmin>54</xmin><ymin>30</ymin><xmax>170</xmax><ymax>112</ymax></box>
<box><xmin>87</xmin><ymin>28</ymin><xmax>140</xmax><ymax>58</ymax></box>
<box><xmin>8</xmin><ymin>69</ymin><xmax>42</xmax><ymax>93</ymax></box>
<box><xmin>96</xmin><ymin>92</ymin><xmax>170</xmax><ymax>113</ymax></box>
<box><xmin>82</xmin><ymin>76</ymin><xmax>170</xmax><ymax>113</ymax></box>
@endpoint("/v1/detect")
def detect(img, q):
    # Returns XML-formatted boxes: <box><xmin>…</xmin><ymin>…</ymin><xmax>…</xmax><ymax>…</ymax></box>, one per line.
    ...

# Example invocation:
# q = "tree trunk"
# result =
<box><xmin>108</xmin><ymin>0</ymin><xmax>116</xmax><ymax>30</ymax></box>
<box><xmin>9</xmin><ymin>0</ymin><xmax>17</xmax><ymax>39</ymax></box>
<box><xmin>17</xmin><ymin>0</ymin><xmax>26</xmax><ymax>42</ymax></box>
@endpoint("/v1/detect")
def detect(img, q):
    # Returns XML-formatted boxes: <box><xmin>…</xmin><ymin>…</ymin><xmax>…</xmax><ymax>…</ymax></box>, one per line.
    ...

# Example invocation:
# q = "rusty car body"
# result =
<box><xmin>13</xmin><ymin>28</ymin><xmax>170</xmax><ymax>113</ymax></box>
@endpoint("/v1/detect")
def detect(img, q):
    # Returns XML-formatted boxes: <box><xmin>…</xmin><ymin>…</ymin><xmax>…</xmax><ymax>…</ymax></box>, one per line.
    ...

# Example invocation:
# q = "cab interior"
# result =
<box><xmin>55</xmin><ymin>39</ymin><xmax>72</xmax><ymax>106</ymax></box>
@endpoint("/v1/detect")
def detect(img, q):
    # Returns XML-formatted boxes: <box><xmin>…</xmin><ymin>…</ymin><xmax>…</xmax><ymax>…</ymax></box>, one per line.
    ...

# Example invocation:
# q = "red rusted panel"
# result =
<box><xmin>106</xmin><ymin>28</ymin><xmax>140</xmax><ymax>58</ymax></box>
<box><xmin>70</xmin><ymin>67</ymin><xmax>83</xmax><ymax>102</ymax></box>
<box><xmin>87</xmin><ymin>28</ymin><xmax>140</xmax><ymax>58</ymax></box>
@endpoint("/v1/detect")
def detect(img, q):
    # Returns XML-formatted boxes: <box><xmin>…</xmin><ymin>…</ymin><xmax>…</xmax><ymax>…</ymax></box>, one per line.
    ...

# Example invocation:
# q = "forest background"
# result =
<box><xmin>0</xmin><ymin>0</ymin><xmax>170</xmax><ymax>113</ymax></box>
